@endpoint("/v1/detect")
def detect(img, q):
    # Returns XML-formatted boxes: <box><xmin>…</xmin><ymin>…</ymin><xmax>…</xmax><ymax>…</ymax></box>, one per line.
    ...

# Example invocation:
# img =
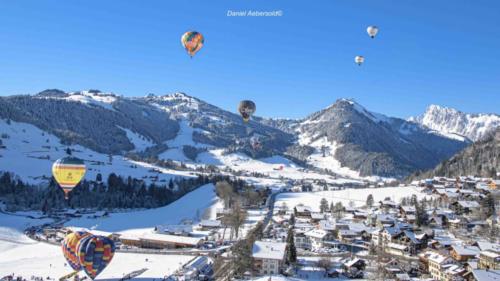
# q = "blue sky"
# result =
<box><xmin>0</xmin><ymin>0</ymin><xmax>499</xmax><ymax>119</ymax></box>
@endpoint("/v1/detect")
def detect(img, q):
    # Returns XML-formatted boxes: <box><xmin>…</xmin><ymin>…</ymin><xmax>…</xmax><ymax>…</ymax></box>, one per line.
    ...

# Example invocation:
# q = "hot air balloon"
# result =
<box><xmin>367</xmin><ymin>26</ymin><xmax>379</xmax><ymax>38</ymax></box>
<box><xmin>181</xmin><ymin>31</ymin><xmax>204</xmax><ymax>58</ymax></box>
<box><xmin>355</xmin><ymin>56</ymin><xmax>365</xmax><ymax>66</ymax></box>
<box><xmin>238</xmin><ymin>100</ymin><xmax>256</xmax><ymax>122</ymax></box>
<box><xmin>62</xmin><ymin>231</ymin><xmax>91</xmax><ymax>271</ymax></box>
<box><xmin>52</xmin><ymin>156</ymin><xmax>86</xmax><ymax>199</ymax></box>
<box><xmin>77</xmin><ymin>235</ymin><xmax>116</xmax><ymax>280</ymax></box>
<box><xmin>250</xmin><ymin>136</ymin><xmax>262</xmax><ymax>150</ymax></box>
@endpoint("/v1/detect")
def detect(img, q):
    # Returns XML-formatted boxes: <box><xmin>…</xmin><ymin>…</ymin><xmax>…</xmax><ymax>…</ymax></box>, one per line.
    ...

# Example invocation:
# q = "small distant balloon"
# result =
<box><xmin>52</xmin><ymin>156</ymin><xmax>86</xmax><ymax>199</ymax></box>
<box><xmin>355</xmin><ymin>56</ymin><xmax>365</xmax><ymax>66</ymax></box>
<box><xmin>366</xmin><ymin>26</ymin><xmax>379</xmax><ymax>39</ymax></box>
<box><xmin>238</xmin><ymin>100</ymin><xmax>256</xmax><ymax>123</ymax></box>
<box><xmin>181</xmin><ymin>31</ymin><xmax>204</xmax><ymax>58</ymax></box>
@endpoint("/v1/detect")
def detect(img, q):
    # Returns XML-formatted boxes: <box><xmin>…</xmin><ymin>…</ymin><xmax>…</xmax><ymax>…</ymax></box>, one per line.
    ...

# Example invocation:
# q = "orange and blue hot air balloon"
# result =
<box><xmin>52</xmin><ymin>156</ymin><xmax>86</xmax><ymax>199</ymax></box>
<box><xmin>62</xmin><ymin>231</ymin><xmax>91</xmax><ymax>271</ymax></box>
<box><xmin>77</xmin><ymin>235</ymin><xmax>116</xmax><ymax>279</ymax></box>
<box><xmin>181</xmin><ymin>31</ymin><xmax>204</xmax><ymax>58</ymax></box>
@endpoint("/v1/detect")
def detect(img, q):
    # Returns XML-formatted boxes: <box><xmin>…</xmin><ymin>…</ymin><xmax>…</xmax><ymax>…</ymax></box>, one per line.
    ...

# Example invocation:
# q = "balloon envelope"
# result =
<box><xmin>62</xmin><ymin>231</ymin><xmax>91</xmax><ymax>271</ymax></box>
<box><xmin>367</xmin><ymin>26</ymin><xmax>379</xmax><ymax>38</ymax></box>
<box><xmin>238</xmin><ymin>100</ymin><xmax>256</xmax><ymax>122</ymax></box>
<box><xmin>355</xmin><ymin>56</ymin><xmax>365</xmax><ymax>65</ymax></box>
<box><xmin>181</xmin><ymin>31</ymin><xmax>204</xmax><ymax>57</ymax></box>
<box><xmin>52</xmin><ymin>157</ymin><xmax>86</xmax><ymax>198</ymax></box>
<box><xmin>77</xmin><ymin>235</ymin><xmax>116</xmax><ymax>280</ymax></box>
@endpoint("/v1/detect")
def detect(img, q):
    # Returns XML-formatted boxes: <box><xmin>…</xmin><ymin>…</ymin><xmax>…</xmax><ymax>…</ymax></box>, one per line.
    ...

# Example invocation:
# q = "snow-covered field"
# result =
<box><xmin>0</xmin><ymin>119</ymin><xmax>195</xmax><ymax>186</ymax></box>
<box><xmin>197</xmin><ymin>149</ymin><xmax>363</xmax><ymax>185</ymax></box>
<box><xmin>275</xmin><ymin>186</ymin><xmax>429</xmax><ymax>211</ymax></box>
<box><xmin>65</xmin><ymin>184</ymin><xmax>217</xmax><ymax>235</ymax></box>
<box><xmin>0</xmin><ymin>240</ymin><xmax>192</xmax><ymax>279</ymax></box>
<box><xmin>0</xmin><ymin>208</ymin><xmax>52</xmax><ymax>244</ymax></box>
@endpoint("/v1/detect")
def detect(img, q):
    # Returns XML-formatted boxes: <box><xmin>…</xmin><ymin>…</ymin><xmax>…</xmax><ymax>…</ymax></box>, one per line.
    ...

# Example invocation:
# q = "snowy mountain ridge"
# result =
<box><xmin>409</xmin><ymin>104</ymin><xmax>500</xmax><ymax>141</ymax></box>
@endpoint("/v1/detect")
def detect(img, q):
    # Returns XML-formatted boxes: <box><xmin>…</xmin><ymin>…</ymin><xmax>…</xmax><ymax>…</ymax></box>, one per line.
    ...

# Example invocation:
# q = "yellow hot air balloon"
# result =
<box><xmin>181</xmin><ymin>31</ymin><xmax>204</xmax><ymax>58</ymax></box>
<box><xmin>52</xmin><ymin>156</ymin><xmax>86</xmax><ymax>199</ymax></box>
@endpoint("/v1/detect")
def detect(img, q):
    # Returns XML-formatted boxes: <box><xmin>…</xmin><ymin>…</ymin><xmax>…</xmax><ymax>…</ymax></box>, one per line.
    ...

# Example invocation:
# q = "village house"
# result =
<box><xmin>450</xmin><ymin>245</ymin><xmax>480</xmax><ymax>262</ymax></box>
<box><xmin>252</xmin><ymin>241</ymin><xmax>287</xmax><ymax>275</ymax></box>
<box><xmin>450</xmin><ymin>201</ymin><xmax>480</xmax><ymax>215</ymax></box>
<box><xmin>464</xmin><ymin>269</ymin><xmax>500</xmax><ymax>281</ymax></box>
<box><xmin>305</xmin><ymin>229</ymin><xmax>331</xmax><ymax>251</ymax></box>
<box><xmin>293</xmin><ymin>231</ymin><xmax>311</xmax><ymax>250</ymax></box>
<box><xmin>294</xmin><ymin>205</ymin><xmax>313</xmax><ymax>218</ymax></box>
<box><xmin>427</xmin><ymin>252</ymin><xmax>455</xmax><ymax>281</ymax></box>
<box><xmin>478</xmin><ymin>250</ymin><xmax>500</xmax><ymax>270</ymax></box>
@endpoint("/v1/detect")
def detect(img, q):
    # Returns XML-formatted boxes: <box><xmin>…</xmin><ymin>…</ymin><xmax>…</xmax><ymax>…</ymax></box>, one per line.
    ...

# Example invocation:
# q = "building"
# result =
<box><xmin>427</xmin><ymin>252</ymin><xmax>455</xmax><ymax>281</ymax></box>
<box><xmin>305</xmin><ymin>229</ymin><xmax>330</xmax><ymax>251</ymax></box>
<box><xmin>464</xmin><ymin>269</ymin><xmax>500</xmax><ymax>281</ymax></box>
<box><xmin>120</xmin><ymin>232</ymin><xmax>203</xmax><ymax>249</ymax></box>
<box><xmin>478</xmin><ymin>250</ymin><xmax>500</xmax><ymax>270</ymax></box>
<box><xmin>252</xmin><ymin>241</ymin><xmax>287</xmax><ymax>275</ymax></box>
<box><xmin>450</xmin><ymin>245</ymin><xmax>480</xmax><ymax>262</ymax></box>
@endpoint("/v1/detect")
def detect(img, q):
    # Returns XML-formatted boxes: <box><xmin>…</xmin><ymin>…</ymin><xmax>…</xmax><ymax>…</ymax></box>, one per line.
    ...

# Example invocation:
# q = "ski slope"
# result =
<box><xmin>0</xmin><ymin>119</ymin><xmax>195</xmax><ymax>186</ymax></box>
<box><xmin>65</xmin><ymin>184</ymin><xmax>217</xmax><ymax>235</ymax></box>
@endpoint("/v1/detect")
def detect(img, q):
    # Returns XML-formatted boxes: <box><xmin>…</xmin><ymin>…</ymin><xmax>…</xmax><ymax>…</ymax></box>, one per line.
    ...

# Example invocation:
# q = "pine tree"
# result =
<box><xmin>286</xmin><ymin>228</ymin><xmax>297</xmax><ymax>264</ymax></box>
<box><xmin>366</xmin><ymin>194</ymin><xmax>374</xmax><ymax>208</ymax></box>
<box><xmin>320</xmin><ymin>198</ymin><xmax>329</xmax><ymax>213</ymax></box>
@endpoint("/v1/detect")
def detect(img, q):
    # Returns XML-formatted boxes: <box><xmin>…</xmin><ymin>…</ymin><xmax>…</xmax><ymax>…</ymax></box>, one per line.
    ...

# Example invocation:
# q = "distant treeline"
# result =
<box><xmin>0</xmin><ymin>172</ymin><xmax>246</xmax><ymax>212</ymax></box>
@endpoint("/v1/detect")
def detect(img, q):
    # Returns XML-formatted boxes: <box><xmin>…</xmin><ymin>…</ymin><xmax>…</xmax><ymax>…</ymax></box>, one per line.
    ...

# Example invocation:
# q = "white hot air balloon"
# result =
<box><xmin>355</xmin><ymin>56</ymin><xmax>365</xmax><ymax>66</ymax></box>
<box><xmin>367</xmin><ymin>26</ymin><xmax>379</xmax><ymax>39</ymax></box>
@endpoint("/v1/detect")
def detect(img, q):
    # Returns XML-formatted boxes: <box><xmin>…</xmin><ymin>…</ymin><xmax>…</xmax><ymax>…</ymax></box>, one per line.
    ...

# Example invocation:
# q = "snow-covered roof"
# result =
<box><xmin>200</xmin><ymin>220</ymin><xmax>221</xmax><ymax>227</ymax></box>
<box><xmin>471</xmin><ymin>269</ymin><xmax>500</xmax><ymax>281</ymax></box>
<box><xmin>451</xmin><ymin>245</ymin><xmax>480</xmax><ymax>256</ymax></box>
<box><xmin>305</xmin><ymin>229</ymin><xmax>328</xmax><ymax>239</ymax></box>
<box><xmin>457</xmin><ymin>201</ymin><xmax>480</xmax><ymax>208</ymax></box>
<box><xmin>428</xmin><ymin>252</ymin><xmax>452</xmax><ymax>264</ymax></box>
<box><xmin>252</xmin><ymin>241</ymin><xmax>286</xmax><ymax>260</ymax></box>
<box><xmin>141</xmin><ymin>233</ymin><xmax>203</xmax><ymax>246</ymax></box>
<box><xmin>387</xmin><ymin>242</ymin><xmax>408</xmax><ymax>250</ymax></box>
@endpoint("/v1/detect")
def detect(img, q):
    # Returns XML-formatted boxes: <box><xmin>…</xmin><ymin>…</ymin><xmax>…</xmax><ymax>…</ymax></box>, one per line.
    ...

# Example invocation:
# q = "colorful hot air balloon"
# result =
<box><xmin>355</xmin><ymin>56</ymin><xmax>365</xmax><ymax>66</ymax></box>
<box><xmin>52</xmin><ymin>156</ymin><xmax>86</xmax><ymax>199</ymax></box>
<box><xmin>77</xmin><ymin>235</ymin><xmax>116</xmax><ymax>280</ymax></box>
<box><xmin>181</xmin><ymin>31</ymin><xmax>204</xmax><ymax>58</ymax></box>
<box><xmin>238</xmin><ymin>100</ymin><xmax>256</xmax><ymax>123</ymax></box>
<box><xmin>367</xmin><ymin>26</ymin><xmax>379</xmax><ymax>38</ymax></box>
<box><xmin>62</xmin><ymin>231</ymin><xmax>91</xmax><ymax>271</ymax></box>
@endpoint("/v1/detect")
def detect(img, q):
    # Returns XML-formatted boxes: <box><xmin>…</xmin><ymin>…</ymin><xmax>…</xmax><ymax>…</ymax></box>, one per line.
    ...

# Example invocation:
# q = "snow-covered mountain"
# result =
<box><xmin>409</xmin><ymin>104</ymin><xmax>500</xmax><ymax>141</ymax></box>
<box><xmin>0</xmin><ymin>90</ymin><xmax>480</xmax><ymax>179</ymax></box>
<box><xmin>293</xmin><ymin>99</ymin><xmax>469</xmax><ymax>177</ymax></box>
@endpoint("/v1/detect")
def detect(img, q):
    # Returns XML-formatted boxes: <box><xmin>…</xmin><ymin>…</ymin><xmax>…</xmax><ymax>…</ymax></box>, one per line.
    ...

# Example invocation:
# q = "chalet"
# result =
<box><xmin>400</xmin><ymin>206</ymin><xmax>416</xmax><ymax>217</ymax></box>
<box><xmin>295</xmin><ymin>205</ymin><xmax>312</xmax><ymax>218</ymax></box>
<box><xmin>450</xmin><ymin>245</ymin><xmax>480</xmax><ymax>262</ymax></box>
<box><xmin>338</xmin><ymin>229</ymin><xmax>357</xmax><ymax>243</ymax></box>
<box><xmin>252</xmin><ymin>241</ymin><xmax>287</xmax><ymax>275</ymax></box>
<box><xmin>310</xmin><ymin>212</ymin><xmax>325</xmax><ymax>223</ymax></box>
<box><xmin>443</xmin><ymin>264</ymin><xmax>467</xmax><ymax>281</ymax></box>
<box><xmin>380</xmin><ymin>199</ymin><xmax>398</xmax><ymax>210</ymax></box>
<box><xmin>427</xmin><ymin>252</ymin><xmax>455</xmax><ymax>281</ymax></box>
<box><xmin>478</xmin><ymin>250</ymin><xmax>500</xmax><ymax>270</ymax></box>
<box><xmin>305</xmin><ymin>229</ymin><xmax>330</xmax><ymax>250</ymax></box>
<box><xmin>293</xmin><ymin>231</ymin><xmax>310</xmax><ymax>250</ymax></box>
<box><xmin>450</xmin><ymin>201</ymin><xmax>480</xmax><ymax>215</ymax></box>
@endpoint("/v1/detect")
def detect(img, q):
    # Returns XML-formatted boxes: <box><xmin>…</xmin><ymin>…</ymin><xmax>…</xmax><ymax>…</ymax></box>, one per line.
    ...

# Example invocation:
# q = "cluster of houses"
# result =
<box><xmin>248</xmin><ymin>176</ymin><xmax>499</xmax><ymax>280</ymax></box>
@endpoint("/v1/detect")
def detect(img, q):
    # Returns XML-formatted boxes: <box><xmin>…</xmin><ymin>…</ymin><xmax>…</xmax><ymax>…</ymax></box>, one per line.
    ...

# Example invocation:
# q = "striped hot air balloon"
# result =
<box><xmin>77</xmin><ymin>235</ymin><xmax>116</xmax><ymax>280</ymax></box>
<box><xmin>62</xmin><ymin>231</ymin><xmax>91</xmax><ymax>271</ymax></box>
<box><xmin>181</xmin><ymin>31</ymin><xmax>204</xmax><ymax>58</ymax></box>
<box><xmin>52</xmin><ymin>156</ymin><xmax>86</xmax><ymax>199</ymax></box>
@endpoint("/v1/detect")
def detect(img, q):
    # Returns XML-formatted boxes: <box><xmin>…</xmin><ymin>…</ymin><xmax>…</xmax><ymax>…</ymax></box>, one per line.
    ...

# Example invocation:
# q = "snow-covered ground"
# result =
<box><xmin>275</xmin><ymin>186</ymin><xmax>429</xmax><ymax>211</ymax></box>
<box><xmin>197</xmin><ymin>149</ymin><xmax>363</xmax><ymax>185</ymax></box>
<box><xmin>0</xmin><ymin>119</ymin><xmax>195</xmax><ymax>186</ymax></box>
<box><xmin>0</xmin><ymin>240</ymin><xmax>192</xmax><ymax>279</ymax></box>
<box><xmin>65</xmin><ymin>184</ymin><xmax>218</xmax><ymax>235</ymax></box>
<box><xmin>0</xmin><ymin>208</ymin><xmax>52</xmax><ymax>244</ymax></box>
